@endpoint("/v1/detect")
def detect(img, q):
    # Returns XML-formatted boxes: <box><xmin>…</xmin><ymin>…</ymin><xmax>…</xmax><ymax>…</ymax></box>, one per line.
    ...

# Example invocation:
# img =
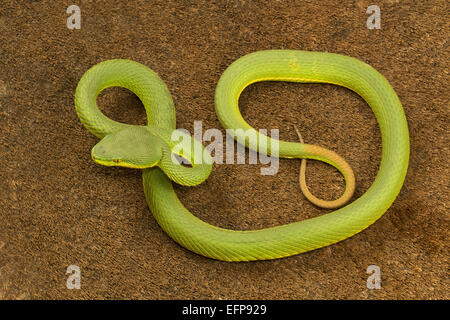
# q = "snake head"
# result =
<box><xmin>91</xmin><ymin>127</ymin><xmax>164</xmax><ymax>169</ymax></box>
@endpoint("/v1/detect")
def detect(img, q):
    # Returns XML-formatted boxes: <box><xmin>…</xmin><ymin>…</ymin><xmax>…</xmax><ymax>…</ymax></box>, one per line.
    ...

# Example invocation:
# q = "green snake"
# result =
<box><xmin>74</xmin><ymin>50</ymin><xmax>409</xmax><ymax>261</ymax></box>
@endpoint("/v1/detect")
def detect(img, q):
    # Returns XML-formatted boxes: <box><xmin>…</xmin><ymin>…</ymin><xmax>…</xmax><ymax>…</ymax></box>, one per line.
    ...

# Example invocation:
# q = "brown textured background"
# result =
<box><xmin>0</xmin><ymin>0</ymin><xmax>448</xmax><ymax>299</ymax></box>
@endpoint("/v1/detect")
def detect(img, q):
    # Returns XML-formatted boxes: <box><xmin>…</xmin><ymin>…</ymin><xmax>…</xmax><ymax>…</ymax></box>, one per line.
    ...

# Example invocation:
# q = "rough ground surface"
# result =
<box><xmin>0</xmin><ymin>1</ymin><xmax>448</xmax><ymax>299</ymax></box>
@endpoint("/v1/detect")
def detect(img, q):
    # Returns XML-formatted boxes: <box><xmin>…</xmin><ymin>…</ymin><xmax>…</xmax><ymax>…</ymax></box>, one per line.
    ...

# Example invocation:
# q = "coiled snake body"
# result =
<box><xmin>75</xmin><ymin>50</ymin><xmax>409</xmax><ymax>261</ymax></box>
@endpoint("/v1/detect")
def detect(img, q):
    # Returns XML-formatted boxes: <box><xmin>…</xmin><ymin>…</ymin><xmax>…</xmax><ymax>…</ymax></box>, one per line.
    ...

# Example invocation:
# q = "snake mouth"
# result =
<box><xmin>91</xmin><ymin>156</ymin><xmax>119</xmax><ymax>167</ymax></box>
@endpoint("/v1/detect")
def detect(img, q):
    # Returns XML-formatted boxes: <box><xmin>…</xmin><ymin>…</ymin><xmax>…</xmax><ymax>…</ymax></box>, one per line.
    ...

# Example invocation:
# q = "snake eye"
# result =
<box><xmin>113</xmin><ymin>159</ymin><xmax>121</xmax><ymax>163</ymax></box>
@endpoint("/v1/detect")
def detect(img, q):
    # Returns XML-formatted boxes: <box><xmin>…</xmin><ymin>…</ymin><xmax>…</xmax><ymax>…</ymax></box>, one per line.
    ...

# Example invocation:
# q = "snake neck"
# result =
<box><xmin>158</xmin><ymin>145</ymin><xmax>212</xmax><ymax>186</ymax></box>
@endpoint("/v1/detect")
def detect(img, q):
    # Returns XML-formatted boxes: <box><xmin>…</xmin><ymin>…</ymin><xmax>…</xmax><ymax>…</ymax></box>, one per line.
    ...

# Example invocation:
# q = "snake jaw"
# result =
<box><xmin>91</xmin><ymin>151</ymin><xmax>160</xmax><ymax>169</ymax></box>
<box><xmin>91</xmin><ymin>144</ymin><xmax>161</xmax><ymax>169</ymax></box>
